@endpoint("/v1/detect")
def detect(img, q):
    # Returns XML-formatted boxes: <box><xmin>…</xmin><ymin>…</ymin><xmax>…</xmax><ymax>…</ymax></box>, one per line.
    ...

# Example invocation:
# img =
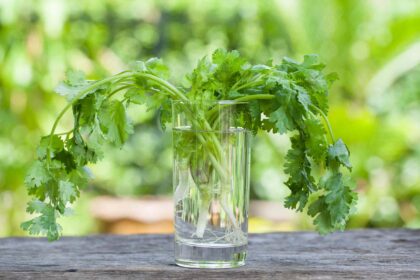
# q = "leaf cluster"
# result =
<box><xmin>23</xmin><ymin>49</ymin><xmax>357</xmax><ymax>239</ymax></box>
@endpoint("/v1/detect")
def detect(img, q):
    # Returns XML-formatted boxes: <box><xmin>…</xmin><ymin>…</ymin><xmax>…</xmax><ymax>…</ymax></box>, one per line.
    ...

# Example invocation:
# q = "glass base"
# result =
<box><xmin>175</xmin><ymin>240</ymin><xmax>247</xmax><ymax>268</ymax></box>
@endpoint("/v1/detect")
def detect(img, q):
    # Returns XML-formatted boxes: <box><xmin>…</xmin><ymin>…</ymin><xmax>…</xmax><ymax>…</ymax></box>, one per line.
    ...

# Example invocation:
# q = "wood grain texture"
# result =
<box><xmin>0</xmin><ymin>229</ymin><xmax>419</xmax><ymax>279</ymax></box>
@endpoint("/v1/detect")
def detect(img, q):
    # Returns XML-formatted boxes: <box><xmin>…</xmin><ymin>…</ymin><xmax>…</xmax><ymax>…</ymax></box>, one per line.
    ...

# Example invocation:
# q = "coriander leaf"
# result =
<box><xmin>296</xmin><ymin>86</ymin><xmax>312</xmax><ymax>111</ymax></box>
<box><xmin>212</xmin><ymin>48</ymin><xmax>249</xmax><ymax>96</ymax></box>
<box><xmin>130</xmin><ymin>58</ymin><xmax>169</xmax><ymax>79</ymax></box>
<box><xmin>129</xmin><ymin>61</ymin><xmax>147</xmax><ymax>72</ymax></box>
<box><xmin>56</xmin><ymin>70</ymin><xmax>109</xmax><ymax>103</ymax></box>
<box><xmin>66</xmin><ymin>70</ymin><xmax>86</xmax><ymax>86</ymax></box>
<box><xmin>187</xmin><ymin>57</ymin><xmax>214</xmax><ymax>98</ymax></box>
<box><xmin>69</xmin><ymin>165</ymin><xmax>90</xmax><ymax>185</ymax></box>
<box><xmin>87</xmin><ymin>122</ymin><xmax>106</xmax><ymax>156</ymax></box>
<box><xmin>313</xmin><ymin>207</ymin><xmax>333</xmax><ymax>235</ymax></box>
<box><xmin>124</xmin><ymin>88</ymin><xmax>146</xmax><ymax>105</ymax></box>
<box><xmin>26</xmin><ymin>199</ymin><xmax>47</xmax><ymax>214</ymax></box>
<box><xmin>73</xmin><ymin>92</ymin><xmax>105</xmax><ymax>128</ymax></box>
<box><xmin>323</xmin><ymin>172</ymin><xmax>357</xmax><ymax>225</ymax></box>
<box><xmin>21</xmin><ymin>202</ymin><xmax>62</xmax><ymax>241</ymax></box>
<box><xmin>261</xmin><ymin>119</ymin><xmax>277</xmax><ymax>133</ymax></box>
<box><xmin>328</xmin><ymin>139</ymin><xmax>352</xmax><ymax>170</ymax></box>
<box><xmin>59</xmin><ymin>180</ymin><xmax>77</xmax><ymax>204</ymax></box>
<box><xmin>304</xmin><ymin>117</ymin><xmax>328</xmax><ymax>163</ymax></box>
<box><xmin>280</xmin><ymin>54</ymin><xmax>331</xmax><ymax>114</ymax></box>
<box><xmin>307</xmin><ymin>196</ymin><xmax>334</xmax><ymax>235</ymax></box>
<box><xmin>269</xmin><ymin>107</ymin><xmax>294</xmax><ymax>134</ymax></box>
<box><xmin>284</xmin><ymin>134</ymin><xmax>315</xmax><ymax>211</ymax></box>
<box><xmin>302</xmin><ymin>54</ymin><xmax>319</xmax><ymax>67</ymax></box>
<box><xmin>307</xmin><ymin>172</ymin><xmax>357</xmax><ymax>234</ymax></box>
<box><xmin>145</xmin><ymin>58</ymin><xmax>169</xmax><ymax>78</ymax></box>
<box><xmin>55</xmin><ymin>70</ymin><xmax>92</xmax><ymax>102</ymax></box>
<box><xmin>326</xmin><ymin>72</ymin><xmax>339</xmax><ymax>86</ymax></box>
<box><xmin>99</xmin><ymin>100</ymin><xmax>133</xmax><ymax>146</ymax></box>
<box><xmin>37</xmin><ymin>135</ymin><xmax>64</xmax><ymax>159</ymax></box>
<box><xmin>67</xmin><ymin>138</ymin><xmax>98</xmax><ymax>165</ymax></box>
<box><xmin>25</xmin><ymin>160</ymin><xmax>50</xmax><ymax>189</ymax></box>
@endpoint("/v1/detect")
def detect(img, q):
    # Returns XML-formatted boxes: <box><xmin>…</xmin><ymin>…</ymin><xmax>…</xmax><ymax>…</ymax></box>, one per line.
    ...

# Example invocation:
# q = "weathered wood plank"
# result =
<box><xmin>0</xmin><ymin>229</ymin><xmax>419</xmax><ymax>279</ymax></box>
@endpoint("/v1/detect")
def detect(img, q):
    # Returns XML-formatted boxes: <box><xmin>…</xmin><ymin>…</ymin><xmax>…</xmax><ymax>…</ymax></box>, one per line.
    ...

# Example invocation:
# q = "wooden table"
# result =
<box><xmin>1</xmin><ymin>229</ymin><xmax>419</xmax><ymax>279</ymax></box>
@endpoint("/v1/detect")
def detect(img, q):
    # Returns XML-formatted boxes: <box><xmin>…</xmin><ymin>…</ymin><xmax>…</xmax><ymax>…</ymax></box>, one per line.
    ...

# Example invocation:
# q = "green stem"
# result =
<box><xmin>135</xmin><ymin>73</ymin><xmax>187</xmax><ymax>101</ymax></box>
<box><xmin>232</xmin><ymin>74</ymin><xmax>264</xmax><ymax>92</ymax></box>
<box><xmin>309</xmin><ymin>104</ymin><xmax>335</xmax><ymax>143</ymax></box>
<box><xmin>105</xmin><ymin>83</ymin><xmax>136</xmax><ymax>101</ymax></box>
<box><xmin>54</xmin><ymin>129</ymin><xmax>74</xmax><ymax>136</ymax></box>
<box><xmin>234</xmin><ymin>94</ymin><xmax>274</xmax><ymax>102</ymax></box>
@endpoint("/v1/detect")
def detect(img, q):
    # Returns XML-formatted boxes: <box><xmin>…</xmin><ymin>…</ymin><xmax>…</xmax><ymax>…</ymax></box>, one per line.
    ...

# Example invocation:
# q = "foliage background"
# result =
<box><xmin>1</xmin><ymin>0</ymin><xmax>420</xmax><ymax>236</ymax></box>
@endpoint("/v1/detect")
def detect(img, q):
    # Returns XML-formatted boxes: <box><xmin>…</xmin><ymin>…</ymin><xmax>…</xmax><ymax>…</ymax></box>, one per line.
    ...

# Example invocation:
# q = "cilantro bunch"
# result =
<box><xmin>23</xmin><ymin>49</ymin><xmax>357</xmax><ymax>240</ymax></box>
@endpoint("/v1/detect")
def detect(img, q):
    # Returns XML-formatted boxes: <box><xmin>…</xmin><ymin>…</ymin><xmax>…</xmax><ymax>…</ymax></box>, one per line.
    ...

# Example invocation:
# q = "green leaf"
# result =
<box><xmin>313</xmin><ymin>209</ymin><xmax>333</xmax><ymax>235</ymax></box>
<box><xmin>129</xmin><ymin>61</ymin><xmax>147</xmax><ymax>72</ymax></box>
<box><xmin>68</xmin><ymin>166</ymin><xmax>89</xmax><ymax>189</ymax></box>
<box><xmin>99</xmin><ymin>100</ymin><xmax>133</xmax><ymax>146</ymax></box>
<box><xmin>36</xmin><ymin>135</ymin><xmax>64</xmax><ymax>159</ymax></box>
<box><xmin>269</xmin><ymin>107</ymin><xmax>295</xmax><ymax>134</ymax></box>
<box><xmin>145</xmin><ymin>58</ymin><xmax>169</xmax><ymax>78</ymax></box>
<box><xmin>25</xmin><ymin>161</ymin><xmax>50</xmax><ymax>189</ymax></box>
<box><xmin>284</xmin><ymin>135</ymin><xmax>315</xmax><ymax>211</ymax></box>
<box><xmin>307</xmin><ymin>172</ymin><xmax>357</xmax><ymax>234</ymax></box>
<box><xmin>55</xmin><ymin>70</ymin><xmax>92</xmax><ymax>102</ymax></box>
<box><xmin>326</xmin><ymin>72</ymin><xmax>339</xmax><ymax>86</ymax></box>
<box><xmin>21</xmin><ymin>202</ymin><xmax>62</xmax><ymax>241</ymax></box>
<box><xmin>323</xmin><ymin>172</ymin><xmax>355</xmax><ymax>226</ymax></box>
<box><xmin>124</xmin><ymin>88</ymin><xmax>146</xmax><ymax>105</ymax></box>
<box><xmin>187</xmin><ymin>57</ymin><xmax>214</xmax><ymax>96</ymax></box>
<box><xmin>66</xmin><ymin>70</ymin><xmax>86</xmax><ymax>86</ymax></box>
<box><xmin>307</xmin><ymin>196</ymin><xmax>335</xmax><ymax>235</ymax></box>
<box><xmin>261</xmin><ymin>119</ymin><xmax>277</xmax><ymax>133</ymax></box>
<box><xmin>302</xmin><ymin>54</ymin><xmax>319</xmax><ymax>66</ymax></box>
<box><xmin>212</xmin><ymin>49</ymin><xmax>249</xmax><ymax>96</ymax></box>
<box><xmin>67</xmin><ymin>137</ymin><xmax>98</xmax><ymax>165</ymax></box>
<box><xmin>86</xmin><ymin>123</ymin><xmax>105</xmax><ymax>156</ymax></box>
<box><xmin>130</xmin><ymin>58</ymin><xmax>169</xmax><ymax>79</ymax></box>
<box><xmin>296</xmin><ymin>87</ymin><xmax>312</xmax><ymax>111</ymax></box>
<box><xmin>59</xmin><ymin>180</ymin><xmax>77</xmax><ymax>204</ymax></box>
<box><xmin>328</xmin><ymin>139</ymin><xmax>352</xmax><ymax>170</ymax></box>
<box><xmin>304</xmin><ymin>118</ymin><xmax>328</xmax><ymax>163</ymax></box>
<box><xmin>55</xmin><ymin>70</ymin><xmax>108</xmax><ymax>103</ymax></box>
<box><xmin>26</xmin><ymin>200</ymin><xmax>47</xmax><ymax>214</ymax></box>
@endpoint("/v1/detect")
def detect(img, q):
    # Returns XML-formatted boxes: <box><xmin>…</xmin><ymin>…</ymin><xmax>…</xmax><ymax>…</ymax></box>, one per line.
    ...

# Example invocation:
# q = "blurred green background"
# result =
<box><xmin>1</xmin><ymin>0</ymin><xmax>420</xmax><ymax>237</ymax></box>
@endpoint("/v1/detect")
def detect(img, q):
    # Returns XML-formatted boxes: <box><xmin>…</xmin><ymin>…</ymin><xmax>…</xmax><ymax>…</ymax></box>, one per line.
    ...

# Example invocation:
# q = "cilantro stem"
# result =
<box><xmin>134</xmin><ymin>73</ymin><xmax>188</xmax><ymax>101</ymax></box>
<box><xmin>54</xmin><ymin>129</ymin><xmax>74</xmax><ymax>136</ymax></box>
<box><xmin>232</xmin><ymin>74</ymin><xmax>264</xmax><ymax>92</ymax></box>
<box><xmin>309</xmin><ymin>104</ymin><xmax>335</xmax><ymax>143</ymax></box>
<box><xmin>105</xmin><ymin>84</ymin><xmax>137</xmax><ymax>100</ymax></box>
<box><xmin>234</xmin><ymin>94</ymin><xmax>274</xmax><ymax>102</ymax></box>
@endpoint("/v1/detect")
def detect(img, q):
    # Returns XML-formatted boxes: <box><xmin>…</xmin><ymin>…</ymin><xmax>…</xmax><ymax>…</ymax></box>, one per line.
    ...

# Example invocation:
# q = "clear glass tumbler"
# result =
<box><xmin>172</xmin><ymin>100</ymin><xmax>251</xmax><ymax>268</ymax></box>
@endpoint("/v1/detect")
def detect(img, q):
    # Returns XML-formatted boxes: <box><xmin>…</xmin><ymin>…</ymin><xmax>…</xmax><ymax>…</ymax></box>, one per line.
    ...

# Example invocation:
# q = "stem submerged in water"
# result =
<box><xmin>195</xmin><ymin>197</ymin><xmax>210</xmax><ymax>238</ymax></box>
